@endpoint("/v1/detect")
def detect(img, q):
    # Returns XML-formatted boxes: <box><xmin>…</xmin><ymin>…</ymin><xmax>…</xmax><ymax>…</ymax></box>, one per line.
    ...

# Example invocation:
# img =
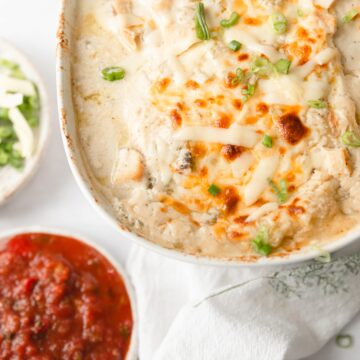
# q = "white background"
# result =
<box><xmin>0</xmin><ymin>1</ymin><xmax>359</xmax><ymax>359</ymax></box>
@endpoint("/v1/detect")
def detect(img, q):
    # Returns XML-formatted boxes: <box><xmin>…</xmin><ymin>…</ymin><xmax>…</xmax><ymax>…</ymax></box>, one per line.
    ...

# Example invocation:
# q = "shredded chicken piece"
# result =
<box><xmin>111</xmin><ymin>148</ymin><xmax>145</xmax><ymax>184</ymax></box>
<box><xmin>113</xmin><ymin>0</ymin><xmax>138</xmax><ymax>51</ymax></box>
<box><xmin>174</xmin><ymin>149</ymin><xmax>192</xmax><ymax>173</ymax></box>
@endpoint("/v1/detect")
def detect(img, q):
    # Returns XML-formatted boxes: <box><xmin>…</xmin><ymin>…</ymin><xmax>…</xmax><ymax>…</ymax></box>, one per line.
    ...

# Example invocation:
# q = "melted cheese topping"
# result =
<box><xmin>72</xmin><ymin>0</ymin><xmax>360</xmax><ymax>260</ymax></box>
<box><xmin>175</xmin><ymin>126</ymin><xmax>260</xmax><ymax>147</ymax></box>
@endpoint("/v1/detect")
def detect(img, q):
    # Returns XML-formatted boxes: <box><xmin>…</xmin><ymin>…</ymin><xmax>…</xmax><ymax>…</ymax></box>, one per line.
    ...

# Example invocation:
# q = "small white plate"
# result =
<box><xmin>0</xmin><ymin>227</ymin><xmax>138</xmax><ymax>360</ymax></box>
<box><xmin>0</xmin><ymin>38</ymin><xmax>50</xmax><ymax>205</ymax></box>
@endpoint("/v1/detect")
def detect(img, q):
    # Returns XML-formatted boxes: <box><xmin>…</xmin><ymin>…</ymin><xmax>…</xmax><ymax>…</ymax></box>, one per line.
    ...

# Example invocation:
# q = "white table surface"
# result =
<box><xmin>0</xmin><ymin>1</ymin><xmax>359</xmax><ymax>359</ymax></box>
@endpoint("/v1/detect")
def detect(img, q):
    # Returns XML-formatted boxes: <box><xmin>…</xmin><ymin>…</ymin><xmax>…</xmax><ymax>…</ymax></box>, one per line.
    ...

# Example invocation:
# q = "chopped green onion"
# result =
<box><xmin>270</xmin><ymin>13</ymin><xmax>288</xmax><ymax>34</ymax></box>
<box><xmin>262</xmin><ymin>135</ymin><xmax>273</xmax><ymax>148</ymax></box>
<box><xmin>308</xmin><ymin>99</ymin><xmax>326</xmax><ymax>109</ymax></box>
<box><xmin>236</xmin><ymin>68</ymin><xmax>245</xmax><ymax>78</ymax></box>
<box><xmin>315</xmin><ymin>251</ymin><xmax>331</xmax><ymax>264</ymax></box>
<box><xmin>220</xmin><ymin>12</ymin><xmax>240</xmax><ymax>28</ymax></box>
<box><xmin>269</xmin><ymin>179</ymin><xmax>288</xmax><ymax>204</ymax></box>
<box><xmin>228</xmin><ymin>40</ymin><xmax>242</xmax><ymax>52</ymax></box>
<box><xmin>343</xmin><ymin>8</ymin><xmax>359</xmax><ymax>24</ymax></box>
<box><xmin>341</xmin><ymin>131</ymin><xmax>360</xmax><ymax>147</ymax></box>
<box><xmin>275</xmin><ymin>59</ymin><xmax>292</xmax><ymax>74</ymax></box>
<box><xmin>101</xmin><ymin>66</ymin><xmax>126</xmax><ymax>82</ymax></box>
<box><xmin>208</xmin><ymin>184</ymin><xmax>221</xmax><ymax>196</ymax></box>
<box><xmin>252</xmin><ymin>227</ymin><xmax>272</xmax><ymax>256</ymax></box>
<box><xmin>242</xmin><ymin>83</ymin><xmax>256</xmax><ymax>102</ymax></box>
<box><xmin>242</xmin><ymin>83</ymin><xmax>256</xmax><ymax>96</ymax></box>
<box><xmin>297</xmin><ymin>9</ymin><xmax>304</xmax><ymax>17</ymax></box>
<box><xmin>231</xmin><ymin>67</ymin><xmax>245</xmax><ymax>86</ymax></box>
<box><xmin>195</xmin><ymin>3</ymin><xmax>211</xmax><ymax>40</ymax></box>
<box><xmin>251</xmin><ymin>57</ymin><xmax>273</xmax><ymax>77</ymax></box>
<box><xmin>336</xmin><ymin>334</ymin><xmax>353</xmax><ymax>349</ymax></box>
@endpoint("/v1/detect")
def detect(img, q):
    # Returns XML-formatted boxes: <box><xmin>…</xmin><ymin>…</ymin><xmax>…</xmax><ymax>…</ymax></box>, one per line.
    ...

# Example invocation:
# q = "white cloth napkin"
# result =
<box><xmin>127</xmin><ymin>246</ymin><xmax>360</xmax><ymax>360</ymax></box>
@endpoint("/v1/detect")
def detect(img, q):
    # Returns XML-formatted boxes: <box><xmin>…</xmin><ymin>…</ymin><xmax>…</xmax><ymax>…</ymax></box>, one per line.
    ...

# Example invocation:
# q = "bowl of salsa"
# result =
<box><xmin>0</xmin><ymin>228</ymin><xmax>137</xmax><ymax>359</ymax></box>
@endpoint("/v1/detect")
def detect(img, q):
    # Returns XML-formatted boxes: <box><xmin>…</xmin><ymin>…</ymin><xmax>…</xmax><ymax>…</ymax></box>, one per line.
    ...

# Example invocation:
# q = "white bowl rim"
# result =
<box><xmin>56</xmin><ymin>0</ymin><xmax>360</xmax><ymax>268</ymax></box>
<box><xmin>0</xmin><ymin>38</ymin><xmax>50</xmax><ymax>206</ymax></box>
<box><xmin>0</xmin><ymin>226</ymin><xmax>138</xmax><ymax>360</ymax></box>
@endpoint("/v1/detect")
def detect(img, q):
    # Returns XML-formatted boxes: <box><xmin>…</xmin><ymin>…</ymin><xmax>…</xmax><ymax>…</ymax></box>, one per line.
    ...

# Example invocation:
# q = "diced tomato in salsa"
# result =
<box><xmin>0</xmin><ymin>233</ymin><xmax>133</xmax><ymax>360</ymax></box>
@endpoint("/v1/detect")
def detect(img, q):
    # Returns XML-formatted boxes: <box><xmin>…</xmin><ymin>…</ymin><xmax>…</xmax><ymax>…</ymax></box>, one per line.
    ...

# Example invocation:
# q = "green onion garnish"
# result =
<box><xmin>336</xmin><ymin>334</ymin><xmax>353</xmax><ymax>348</ymax></box>
<box><xmin>242</xmin><ymin>83</ymin><xmax>256</xmax><ymax>96</ymax></box>
<box><xmin>228</xmin><ymin>40</ymin><xmax>242</xmax><ymax>52</ymax></box>
<box><xmin>269</xmin><ymin>179</ymin><xmax>288</xmax><ymax>204</ymax></box>
<box><xmin>297</xmin><ymin>9</ymin><xmax>304</xmax><ymax>17</ymax></box>
<box><xmin>231</xmin><ymin>68</ymin><xmax>245</xmax><ymax>86</ymax></box>
<box><xmin>343</xmin><ymin>8</ymin><xmax>359</xmax><ymax>24</ymax></box>
<box><xmin>262</xmin><ymin>135</ymin><xmax>273</xmax><ymax>148</ymax></box>
<box><xmin>341</xmin><ymin>131</ymin><xmax>360</xmax><ymax>147</ymax></box>
<box><xmin>220</xmin><ymin>12</ymin><xmax>240</xmax><ymax>28</ymax></box>
<box><xmin>315</xmin><ymin>251</ymin><xmax>331</xmax><ymax>264</ymax></box>
<box><xmin>195</xmin><ymin>3</ymin><xmax>211</xmax><ymax>40</ymax></box>
<box><xmin>308</xmin><ymin>99</ymin><xmax>326</xmax><ymax>109</ymax></box>
<box><xmin>242</xmin><ymin>83</ymin><xmax>256</xmax><ymax>102</ymax></box>
<box><xmin>275</xmin><ymin>59</ymin><xmax>292</xmax><ymax>74</ymax></box>
<box><xmin>101</xmin><ymin>66</ymin><xmax>126</xmax><ymax>82</ymax></box>
<box><xmin>251</xmin><ymin>57</ymin><xmax>272</xmax><ymax>77</ymax></box>
<box><xmin>270</xmin><ymin>13</ymin><xmax>288</xmax><ymax>34</ymax></box>
<box><xmin>208</xmin><ymin>184</ymin><xmax>221</xmax><ymax>196</ymax></box>
<box><xmin>252</xmin><ymin>227</ymin><xmax>272</xmax><ymax>256</ymax></box>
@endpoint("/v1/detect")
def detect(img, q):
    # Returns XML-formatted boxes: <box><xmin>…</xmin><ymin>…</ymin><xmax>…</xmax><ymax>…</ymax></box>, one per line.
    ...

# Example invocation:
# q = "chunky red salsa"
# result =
<box><xmin>0</xmin><ymin>233</ymin><xmax>133</xmax><ymax>360</ymax></box>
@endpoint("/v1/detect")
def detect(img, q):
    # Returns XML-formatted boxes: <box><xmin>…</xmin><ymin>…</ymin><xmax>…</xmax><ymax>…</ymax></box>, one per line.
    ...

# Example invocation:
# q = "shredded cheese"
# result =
<box><xmin>231</xmin><ymin>153</ymin><xmax>254</xmax><ymax>178</ymax></box>
<box><xmin>0</xmin><ymin>92</ymin><xmax>23</xmax><ymax>108</ymax></box>
<box><xmin>246</xmin><ymin>202</ymin><xmax>279</xmax><ymax>222</ymax></box>
<box><xmin>175</xmin><ymin>126</ymin><xmax>260</xmax><ymax>148</ymax></box>
<box><xmin>243</xmin><ymin>154</ymin><xmax>280</xmax><ymax>206</ymax></box>
<box><xmin>224</xmin><ymin>28</ymin><xmax>281</xmax><ymax>62</ymax></box>
<box><xmin>8</xmin><ymin>108</ymin><xmax>34</xmax><ymax>158</ymax></box>
<box><xmin>0</xmin><ymin>74</ymin><xmax>35</xmax><ymax>96</ymax></box>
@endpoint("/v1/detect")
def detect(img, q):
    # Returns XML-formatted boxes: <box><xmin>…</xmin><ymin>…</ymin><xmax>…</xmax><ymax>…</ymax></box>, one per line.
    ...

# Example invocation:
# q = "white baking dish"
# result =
<box><xmin>56</xmin><ymin>0</ymin><xmax>360</xmax><ymax>267</ymax></box>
